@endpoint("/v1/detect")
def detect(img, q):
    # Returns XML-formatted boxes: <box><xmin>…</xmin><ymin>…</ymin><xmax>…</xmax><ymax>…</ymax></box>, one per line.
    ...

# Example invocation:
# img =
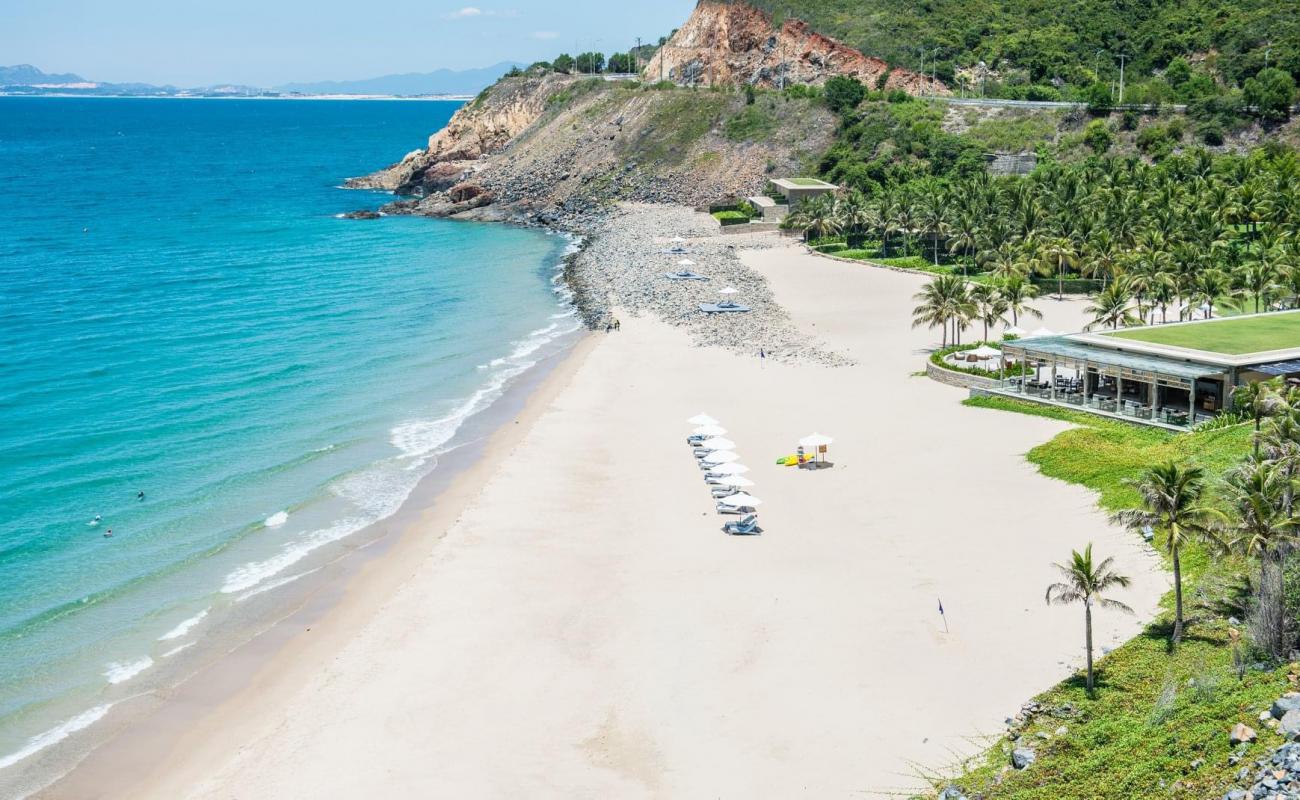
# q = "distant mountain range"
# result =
<box><xmin>0</xmin><ymin>62</ymin><xmax>521</xmax><ymax>98</ymax></box>
<box><xmin>276</xmin><ymin>63</ymin><xmax>524</xmax><ymax>96</ymax></box>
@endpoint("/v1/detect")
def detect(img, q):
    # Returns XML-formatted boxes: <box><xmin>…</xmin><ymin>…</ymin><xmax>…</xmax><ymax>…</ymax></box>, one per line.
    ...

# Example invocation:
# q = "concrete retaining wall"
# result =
<box><xmin>719</xmin><ymin>221</ymin><xmax>781</xmax><ymax>235</ymax></box>
<box><xmin>926</xmin><ymin>359</ymin><xmax>1000</xmax><ymax>390</ymax></box>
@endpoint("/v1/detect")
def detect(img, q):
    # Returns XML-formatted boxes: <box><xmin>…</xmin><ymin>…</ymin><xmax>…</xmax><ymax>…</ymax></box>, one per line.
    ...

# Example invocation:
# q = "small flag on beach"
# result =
<box><xmin>938</xmin><ymin>598</ymin><xmax>948</xmax><ymax>632</ymax></box>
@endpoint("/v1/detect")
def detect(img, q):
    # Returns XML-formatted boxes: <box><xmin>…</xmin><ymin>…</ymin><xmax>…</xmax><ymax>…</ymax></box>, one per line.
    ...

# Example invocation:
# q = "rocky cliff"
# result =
<box><xmin>642</xmin><ymin>1</ymin><xmax>947</xmax><ymax>94</ymax></box>
<box><xmin>345</xmin><ymin>71</ymin><xmax>574</xmax><ymax>195</ymax></box>
<box><xmin>350</xmin><ymin>73</ymin><xmax>837</xmax><ymax>227</ymax></box>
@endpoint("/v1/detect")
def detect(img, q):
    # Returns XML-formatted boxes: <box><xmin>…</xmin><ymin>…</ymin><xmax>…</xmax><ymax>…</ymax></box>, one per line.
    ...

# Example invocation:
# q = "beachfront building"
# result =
<box><xmin>983</xmin><ymin>311</ymin><xmax>1300</xmax><ymax>430</ymax></box>
<box><xmin>767</xmin><ymin>177</ymin><xmax>837</xmax><ymax>209</ymax></box>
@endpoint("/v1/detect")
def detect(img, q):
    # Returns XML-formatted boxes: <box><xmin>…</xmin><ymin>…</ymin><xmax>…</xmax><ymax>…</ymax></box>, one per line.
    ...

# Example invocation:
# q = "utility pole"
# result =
<box><xmin>1117</xmin><ymin>53</ymin><xmax>1127</xmax><ymax>106</ymax></box>
<box><xmin>635</xmin><ymin>37</ymin><xmax>641</xmax><ymax>75</ymax></box>
<box><xmin>1265</xmin><ymin>46</ymin><xmax>1273</xmax><ymax>69</ymax></box>
<box><xmin>1093</xmin><ymin>49</ymin><xmax>1105</xmax><ymax>82</ymax></box>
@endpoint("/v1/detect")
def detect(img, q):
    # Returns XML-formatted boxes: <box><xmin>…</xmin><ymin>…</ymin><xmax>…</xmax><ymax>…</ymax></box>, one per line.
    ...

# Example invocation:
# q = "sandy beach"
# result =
<box><xmin>46</xmin><ymin>214</ymin><xmax>1168</xmax><ymax>799</ymax></box>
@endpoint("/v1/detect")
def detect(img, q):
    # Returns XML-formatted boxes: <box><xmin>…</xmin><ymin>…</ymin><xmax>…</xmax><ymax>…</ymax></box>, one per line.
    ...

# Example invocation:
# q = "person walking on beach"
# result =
<box><xmin>760</xmin><ymin>347</ymin><xmax>766</xmax><ymax>368</ymax></box>
<box><xmin>614</xmin><ymin>319</ymin><xmax>621</xmax><ymax>332</ymax></box>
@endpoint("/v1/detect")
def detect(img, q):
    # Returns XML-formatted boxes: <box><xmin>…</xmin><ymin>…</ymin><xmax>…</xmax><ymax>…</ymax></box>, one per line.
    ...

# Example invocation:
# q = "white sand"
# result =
<box><xmin>69</xmin><ymin>244</ymin><xmax>1167</xmax><ymax>799</ymax></box>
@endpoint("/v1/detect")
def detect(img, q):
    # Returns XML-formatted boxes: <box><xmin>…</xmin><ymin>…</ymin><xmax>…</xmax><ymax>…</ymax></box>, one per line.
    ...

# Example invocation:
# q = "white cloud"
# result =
<box><xmin>531</xmin><ymin>31</ymin><xmax>559</xmax><ymax>40</ymax></box>
<box><xmin>444</xmin><ymin>6</ymin><xmax>516</xmax><ymax>19</ymax></box>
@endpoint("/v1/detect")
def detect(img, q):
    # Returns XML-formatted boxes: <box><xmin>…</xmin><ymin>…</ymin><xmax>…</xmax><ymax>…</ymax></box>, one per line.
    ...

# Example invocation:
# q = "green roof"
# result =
<box><xmin>1104</xmin><ymin>311</ymin><xmax>1300</xmax><ymax>355</ymax></box>
<box><xmin>787</xmin><ymin>177</ymin><xmax>829</xmax><ymax>186</ymax></box>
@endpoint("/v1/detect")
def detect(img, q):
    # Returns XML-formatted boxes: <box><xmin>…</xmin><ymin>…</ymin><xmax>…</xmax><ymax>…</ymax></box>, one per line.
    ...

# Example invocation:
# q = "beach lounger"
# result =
<box><xmin>711</xmin><ymin>487</ymin><xmax>739</xmax><ymax>499</ymax></box>
<box><xmin>723</xmin><ymin>514</ymin><xmax>759</xmax><ymax>535</ymax></box>
<box><xmin>699</xmin><ymin>302</ymin><xmax>751</xmax><ymax>314</ymax></box>
<box><xmin>716</xmin><ymin>501</ymin><xmax>754</xmax><ymax>515</ymax></box>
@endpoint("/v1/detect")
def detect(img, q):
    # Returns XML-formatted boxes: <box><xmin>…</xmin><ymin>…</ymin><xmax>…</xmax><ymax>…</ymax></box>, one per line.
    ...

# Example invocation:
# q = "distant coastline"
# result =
<box><xmin>0</xmin><ymin>92</ymin><xmax>474</xmax><ymax>101</ymax></box>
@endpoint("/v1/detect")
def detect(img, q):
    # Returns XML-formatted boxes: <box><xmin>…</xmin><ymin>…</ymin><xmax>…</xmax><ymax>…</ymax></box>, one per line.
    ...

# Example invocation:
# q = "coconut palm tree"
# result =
<box><xmin>1045</xmin><ymin>543</ymin><xmax>1133</xmax><ymax>693</ymax></box>
<box><xmin>1236</xmin><ymin>380</ymin><xmax>1284</xmax><ymax>459</ymax></box>
<box><xmin>1111</xmin><ymin>463</ymin><xmax>1227</xmax><ymax>643</ymax></box>
<box><xmin>1038</xmin><ymin>237</ymin><xmax>1078</xmax><ymax>301</ymax></box>
<box><xmin>1224</xmin><ymin>461</ymin><xmax>1300</xmax><ymax>658</ymax></box>
<box><xmin>911</xmin><ymin>274</ymin><xmax>969</xmax><ymax>348</ymax></box>
<box><xmin>970</xmin><ymin>283</ymin><xmax>1009</xmax><ymax>342</ymax></box>
<box><xmin>800</xmin><ymin>194</ymin><xmax>842</xmax><ymax>242</ymax></box>
<box><xmin>999</xmin><ymin>275</ymin><xmax>1042</xmax><ymax>327</ymax></box>
<box><xmin>1084</xmin><ymin>277</ymin><xmax>1139</xmax><ymax>331</ymax></box>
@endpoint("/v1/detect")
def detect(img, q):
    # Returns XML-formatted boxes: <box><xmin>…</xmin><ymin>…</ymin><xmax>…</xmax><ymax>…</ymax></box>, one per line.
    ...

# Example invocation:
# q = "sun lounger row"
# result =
<box><xmin>685</xmin><ymin>413</ymin><xmax>760</xmax><ymax>534</ymax></box>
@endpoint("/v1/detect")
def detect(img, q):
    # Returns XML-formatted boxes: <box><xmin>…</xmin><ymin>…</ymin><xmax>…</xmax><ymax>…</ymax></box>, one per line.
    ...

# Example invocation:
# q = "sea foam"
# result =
<box><xmin>158</xmin><ymin>608</ymin><xmax>209</xmax><ymax>641</ymax></box>
<box><xmin>103</xmin><ymin>657</ymin><xmax>153</xmax><ymax>685</ymax></box>
<box><xmin>0</xmin><ymin>704</ymin><xmax>113</xmax><ymax>770</ymax></box>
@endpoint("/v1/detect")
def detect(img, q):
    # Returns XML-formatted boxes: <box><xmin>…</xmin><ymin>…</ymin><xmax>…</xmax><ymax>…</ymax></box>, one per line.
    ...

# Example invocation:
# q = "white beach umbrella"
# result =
<box><xmin>798</xmin><ymin>432</ymin><xmax>834</xmax><ymax>448</ymax></box>
<box><xmin>687</xmin><ymin>413</ymin><xmax>719</xmax><ymax>426</ymax></box>
<box><xmin>1004</xmin><ymin>325</ymin><xmax>1027</xmax><ymax>337</ymax></box>
<box><xmin>719</xmin><ymin>492</ymin><xmax>763</xmax><ymax>508</ymax></box>
<box><xmin>1029</xmin><ymin>327</ymin><xmax>1056</xmax><ymax>338</ymax></box>
<box><xmin>676</xmin><ymin>258</ymin><xmax>696</xmax><ymax>267</ymax></box>
<box><xmin>692</xmin><ymin>425</ymin><xmax>727</xmax><ymax>437</ymax></box>
<box><xmin>707</xmin><ymin>462</ymin><xmax>750</xmax><ymax>475</ymax></box>
<box><xmin>715</xmin><ymin>475</ymin><xmax>755</xmax><ymax>488</ymax></box>
<box><xmin>719</xmin><ymin>287</ymin><xmax>739</xmax><ymax>295</ymax></box>
<box><xmin>970</xmin><ymin>345</ymin><xmax>1002</xmax><ymax>360</ymax></box>
<box><xmin>699</xmin><ymin>437</ymin><xmax>736</xmax><ymax>451</ymax></box>
<box><xmin>701</xmin><ymin>450</ymin><xmax>740</xmax><ymax>465</ymax></box>
<box><xmin>671</xmin><ymin>236</ymin><xmax>687</xmax><ymax>243</ymax></box>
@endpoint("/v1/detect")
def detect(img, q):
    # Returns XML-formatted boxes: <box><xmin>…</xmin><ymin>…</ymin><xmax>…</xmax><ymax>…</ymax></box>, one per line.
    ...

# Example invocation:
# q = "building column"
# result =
<box><xmin>1050</xmin><ymin>359</ymin><xmax>1058</xmax><ymax>401</ymax></box>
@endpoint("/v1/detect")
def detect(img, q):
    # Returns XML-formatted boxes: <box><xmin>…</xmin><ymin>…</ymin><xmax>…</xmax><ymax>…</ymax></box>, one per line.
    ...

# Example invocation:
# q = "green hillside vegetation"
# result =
<box><xmin>739</xmin><ymin>0</ymin><xmax>1299</xmax><ymax>107</ymax></box>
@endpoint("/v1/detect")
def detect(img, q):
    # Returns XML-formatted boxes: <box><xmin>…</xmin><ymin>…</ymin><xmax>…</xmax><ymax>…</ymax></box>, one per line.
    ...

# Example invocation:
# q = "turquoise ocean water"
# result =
<box><xmin>0</xmin><ymin>97</ymin><xmax>579</xmax><ymax>785</ymax></box>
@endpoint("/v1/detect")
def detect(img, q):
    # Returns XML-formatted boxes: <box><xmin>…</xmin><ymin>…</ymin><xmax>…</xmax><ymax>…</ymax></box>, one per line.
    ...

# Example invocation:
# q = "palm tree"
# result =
<box><xmin>1084</xmin><ymin>277</ymin><xmax>1139</xmax><ymax>330</ymax></box>
<box><xmin>1038</xmin><ymin>237</ymin><xmax>1078</xmax><ymax>301</ymax></box>
<box><xmin>800</xmin><ymin>194</ymin><xmax>842</xmax><ymax>242</ymax></box>
<box><xmin>971</xmin><ymin>283</ymin><xmax>1009</xmax><ymax>342</ymax></box>
<box><xmin>1188</xmin><ymin>269</ymin><xmax>1231</xmax><ymax>319</ymax></box>
<box><xmin>1111</xmin><ymin>463</ymin><xmax>1227</xmax><ymax>643</ymax></box>
<box><xmin>1224</xmin><ymin>461</ymin><xmax>1300</xmax><ymax>658</ymax></box>
<box><xmin>1235</xmin><ymin>259</ymin><xmax>1281</xmax><ymax>314</ymax></box>
<box><xmin>1045</xmin><ymin>543</ymin><xmax>1133</xmax><ymax>693</ymax></box>
<box><xmin>999</xmin><ymin>276</ymin><xmax>1042</xmax><ymax>327</ymax></box>
<box><xmin>1236</xmin><ymin>380</ymin><xmax>1284</xmax><ymax>459</ymax></box>
<box><xmin>911</xmin><ymin>274</ymin><xmax>970</xmax><ymax>348</ymax></box>
<box><xmin>836</xmin><ymin>190</ymin><xmax>872</xmax><ymax>249</ymax></box>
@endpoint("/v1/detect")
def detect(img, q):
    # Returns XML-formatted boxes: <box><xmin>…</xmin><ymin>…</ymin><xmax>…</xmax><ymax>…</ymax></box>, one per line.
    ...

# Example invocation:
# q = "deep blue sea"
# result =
<box><xmin>0</xmin><ymin>97</ymin><xmax>578</xmax><ymax>783</ymax></box>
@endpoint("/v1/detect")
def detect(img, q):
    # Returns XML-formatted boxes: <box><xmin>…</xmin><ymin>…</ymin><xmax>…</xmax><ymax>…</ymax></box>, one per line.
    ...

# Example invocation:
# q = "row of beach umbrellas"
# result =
<box><xmin>687</xmin><ymin>413</ymin><xmax>762</xmax><ymax>510</ymax></box>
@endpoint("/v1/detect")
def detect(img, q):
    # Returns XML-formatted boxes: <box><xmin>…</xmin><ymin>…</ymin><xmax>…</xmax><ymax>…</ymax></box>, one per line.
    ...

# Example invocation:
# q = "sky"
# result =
<box><xmin>0</xmin><ymin>0</ymin><xmax>697</xmax><ymax>87</ymax></box>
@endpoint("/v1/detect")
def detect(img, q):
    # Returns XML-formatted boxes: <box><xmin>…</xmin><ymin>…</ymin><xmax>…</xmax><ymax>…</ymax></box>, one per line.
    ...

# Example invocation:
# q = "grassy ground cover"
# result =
<box><xmin>934</xmin><ymin>396</ymin><xmax>1283</xmax><ymax>799</ymax></box>
<box><xmin>1106</xmin><ymin>311</ymin><xmax>1300</xmax><ymax>355</ymax></box>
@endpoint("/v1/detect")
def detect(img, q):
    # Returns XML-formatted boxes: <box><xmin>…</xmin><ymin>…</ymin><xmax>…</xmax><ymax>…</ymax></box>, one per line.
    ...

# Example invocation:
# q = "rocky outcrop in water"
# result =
<box><xmin>643</xmin><ymin>1</ymin><xmax>947</xmax><ymax>94</ymax></box>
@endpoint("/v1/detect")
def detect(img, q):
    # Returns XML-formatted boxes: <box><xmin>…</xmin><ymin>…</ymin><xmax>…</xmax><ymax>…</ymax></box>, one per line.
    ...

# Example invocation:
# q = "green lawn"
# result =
<box><xmin>1105</xmin><ymin>311</ymin><xmax>1300</xmax><ymax>355</ymax></box>
<box><xmin>938</xmin><ymin>397</ymin><xmax>1274</xmax><ymax>800</ymax></box>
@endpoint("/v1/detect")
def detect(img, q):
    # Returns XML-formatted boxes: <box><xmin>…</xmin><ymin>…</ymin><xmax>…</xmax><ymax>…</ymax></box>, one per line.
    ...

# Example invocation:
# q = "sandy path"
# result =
<box><xmin>84</xmin><ymin>245</ymin><xmax>1165</xmax><ymax>799</ymax></box>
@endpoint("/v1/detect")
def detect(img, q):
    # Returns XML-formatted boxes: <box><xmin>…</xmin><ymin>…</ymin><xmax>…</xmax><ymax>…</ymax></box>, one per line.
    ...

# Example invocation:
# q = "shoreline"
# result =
<box><xmin>2</xmin><ymin>220</ymin><xmax>587</xmax><ymax>797</ymax></box>
<box><xmin>37</xmin><ymin>327</ymin><xmax>598</xmax><ymax>799</ymax></box>
<box><xmin>38</xmin><ymin>204</ymin><xmax>1167</xmax><ymax>798</ymax></box>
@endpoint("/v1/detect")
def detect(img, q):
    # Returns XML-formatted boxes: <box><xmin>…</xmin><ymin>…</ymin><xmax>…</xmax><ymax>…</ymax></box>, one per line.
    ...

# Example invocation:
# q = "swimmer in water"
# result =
<box><xmin>89</xmin><ymin>515</ymin><xmax>101</xmax><ymax>527</ymax></box>
<box><xmin>104</xmin><ymin>529</ymin><xmax>113</xmax><ymax>538</ymax></box>
<box><xmin>137</xmin><ymin>490</ymin><xmax>145</xmax><ymax>501</ymax></box>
